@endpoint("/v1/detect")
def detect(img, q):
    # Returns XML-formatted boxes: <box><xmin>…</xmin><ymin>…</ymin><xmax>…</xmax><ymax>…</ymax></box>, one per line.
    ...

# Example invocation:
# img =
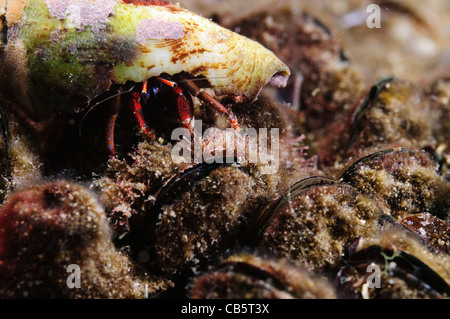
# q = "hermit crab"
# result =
<box><xmin>0</xmin><ymin>0</ymin><xmax>290</xmax><ymax>156</ymax></box>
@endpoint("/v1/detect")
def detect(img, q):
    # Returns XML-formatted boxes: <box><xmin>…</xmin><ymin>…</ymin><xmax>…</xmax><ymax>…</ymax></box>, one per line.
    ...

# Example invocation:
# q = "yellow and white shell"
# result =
<box><xmin>0</xmin><ymin>0</ymin><xmax>290</xmax><ymax>117</ymax></box>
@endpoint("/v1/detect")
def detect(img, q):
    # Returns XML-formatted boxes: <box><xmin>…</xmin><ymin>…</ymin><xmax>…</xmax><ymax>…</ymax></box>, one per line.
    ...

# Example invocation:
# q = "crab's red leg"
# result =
<box><xmin>106</xmin><ymin>93</ymin><xmax>122</xmax><ymax>156</ymax></box>
<box><xmin>130</xmin><ymin>86</ymin><xmax>156</xmax><ymax>139</ymax></box>
<box><xmin>142</xmin><ymin>80</ymin><xmax>149</xmax><ymax>96</ymax></box>
<box><xmin>158</xmin><ymin>77</ymin><xmax>239</xmax><ymax>130</ymax></box>
<box><xmin>106</xmin><ymin>113</ymin><xmax>118</xmax><ymax>156</ymax></box>
<box><xmin>197</xmin><ymin>90</ymin><xmax>240</xmax><ymax>130</ymax></box>
<box><xmin>156</xmin><ymin>77</ymin><xmax>193</xmax><ymax>130</ymax></box>
<box><xmin>181</xmin><ymin>79</ymin><xmax>240</xmax><ymax>130</ymax></box>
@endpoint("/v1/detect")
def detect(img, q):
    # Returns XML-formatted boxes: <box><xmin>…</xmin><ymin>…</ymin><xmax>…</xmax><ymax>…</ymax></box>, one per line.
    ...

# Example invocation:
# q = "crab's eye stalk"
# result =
<box><xmin>141</xmin><ymin>91</ymin><xmax>150</xmax><ymax>104</ymax></box>
<box><xmin>152</xmin><ymin>87</ymin><xmax>160</xmax><ymax>96</ymax></box>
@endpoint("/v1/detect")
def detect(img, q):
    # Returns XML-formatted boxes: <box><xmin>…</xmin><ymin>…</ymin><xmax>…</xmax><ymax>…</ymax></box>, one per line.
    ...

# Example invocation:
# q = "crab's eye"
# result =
<box><xmin>152</xmin><ymin>87</ymin><xmax>161</xmax><ymax>96</ymax></box>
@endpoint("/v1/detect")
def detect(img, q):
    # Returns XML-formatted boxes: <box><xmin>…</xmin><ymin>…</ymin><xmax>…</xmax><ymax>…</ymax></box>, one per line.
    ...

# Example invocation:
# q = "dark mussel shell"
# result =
<box><xmin>345</xmin><ymin>77</ymin><xmax>434</xmax><ymax>157</ymax></box>
<box><xmin>339</xmin><ymin>148</ymin><xmax>449</xmax><ymax>220</ymax></box>
<box><xmin>120</xmin><ymin>160</ymin><xmax>274</xmax><ymax>275</ymax></box>
<box><xmin>336</xmin><ymin>244</ymin><xmax>450</xmax><ymax>299</ymax></box>
<box><xmin>255</xmin><ymin>176</ymin><xmax>337</xmax><ymax>236</ymax></box>
<box><xmin>256</xmin><ymin>176</ymin><xmax>385</xmax><ymax>273</ymax></box>
<box><xmin>351</xmin><ymin>77</ymin><xmax>397</xmax><ymax>125</ymax></box>
<box><xmin>189</xmin><ymin>253</ymin><xmax>336</xmax><ymax>299</ymax></box>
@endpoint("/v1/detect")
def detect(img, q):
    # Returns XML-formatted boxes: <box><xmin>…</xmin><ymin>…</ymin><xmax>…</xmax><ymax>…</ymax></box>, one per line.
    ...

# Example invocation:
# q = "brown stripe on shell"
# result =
<box><xmin>170</xmin><ymin>48</ymin><xmax>207</xmax><ymax>64</ymax></box>
<box><xmin>153</xmin><ymin>37</ymin><xmax>183</xmax><ymax>49</ymax></box>
<box><xmin>189</xmin><ymin>65</ymin><xmax>208</xmax><ymax>76</ymax></box>
<box><xmin>221</xmin><ymin>37</ymin><xmax>252</xmax><ymax>93</ymax></box>
<box><xmin>122</xmin><ymin>0</ymin><xmax>171</xmax><ymax>6</ymax></box>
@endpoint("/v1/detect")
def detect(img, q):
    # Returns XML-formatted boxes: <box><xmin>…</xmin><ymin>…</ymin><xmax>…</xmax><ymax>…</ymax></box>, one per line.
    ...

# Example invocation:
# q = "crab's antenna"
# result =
<box><xmin>79</xmin><ymin>85</ymin><xmax>136</xmax><ymax>136</ymax></box>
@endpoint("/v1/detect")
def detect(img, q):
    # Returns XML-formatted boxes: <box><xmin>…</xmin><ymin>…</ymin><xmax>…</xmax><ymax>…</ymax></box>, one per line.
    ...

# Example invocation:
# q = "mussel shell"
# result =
<box><xmin>120</xmin><ymin>160</ymin><xmax>264</xmax><ymax>275</ymax></box>
<box><xmin>255</xmin><ymin>176</ymin><xmax>337</xmax><ymax>237</ymax></box>
<box><xmin>344</xmin><ymin>77</ymin><xmax>434</xmax><ymax>157</ymax></box>
<box><xmin>303</xmin><ymin>13</ymin><xmax>349</xmax><ymax>63</ymax></box>
<box><xmin>336</xmin><ymin>245</ymin><xmax>450</xmax><ymax>299</ymax></box>
<box><xmin>189</xmin><ymin>253</ymin><xmax>336</xmax><ymax>299</ymax></box>
<box><xmin>151</xmin><ymin>160</ymin><xmax>241</xmax><ymax>214</ymax></box>
<box><xmin>191</xmin><ymin>261</ymin><xmax>295</xmax><ymax>299</ymax></box>
<box><xmin>351</xmin><ymin>76</ymin><xmax>397</xmax><ymax>127</ymax></box>
<box><xmin>256</xmin><ymin>176</ymin><xmax>384</xmax><ymax>273</ymax></box>
<box><xmin>339</xmin><ymin>148</ymin><xmax>448</xmax><ymax>220</ymax></box>
<box><xmin>340</xmin><ymin>148</ymin><xmax>413</xmax><ymax>182</ymax></box>
<box><xmin>118</xmin><ymin>161</ymin><xmax>230</xmax><ymax>267</ymax></box>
